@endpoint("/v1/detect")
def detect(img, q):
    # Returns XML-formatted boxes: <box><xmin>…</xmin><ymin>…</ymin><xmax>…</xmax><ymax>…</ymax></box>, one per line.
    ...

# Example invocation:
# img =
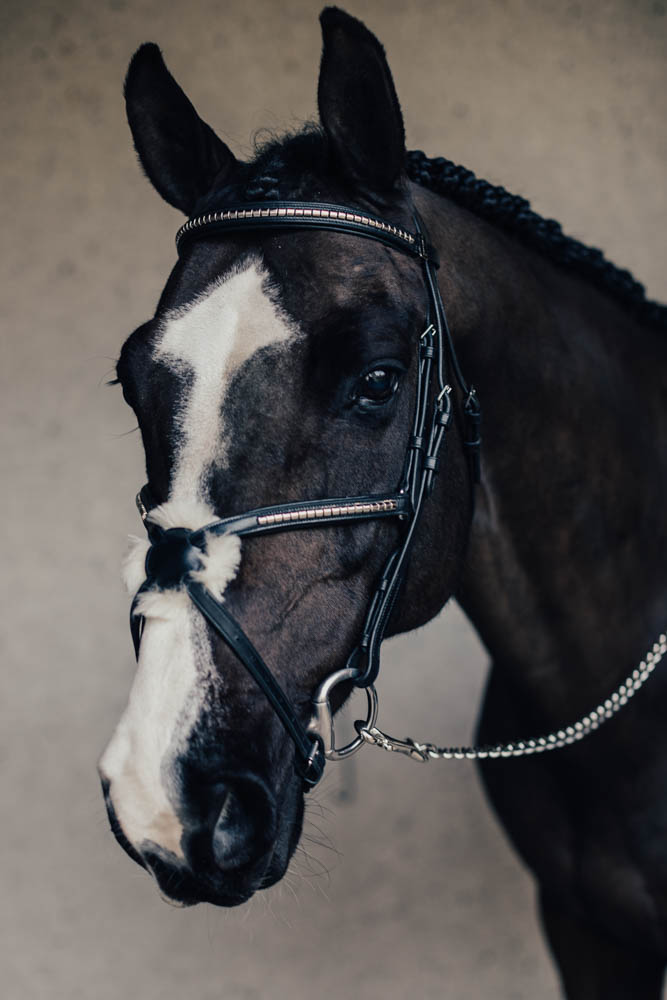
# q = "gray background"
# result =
<box><xmin>2</xmin><ymin>1</ymin><xmax>666</xmax><ymax>998</ymax></box>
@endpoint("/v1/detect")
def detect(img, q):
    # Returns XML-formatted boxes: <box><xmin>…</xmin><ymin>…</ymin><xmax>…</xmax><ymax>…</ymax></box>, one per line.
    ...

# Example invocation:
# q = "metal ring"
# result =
<box><xmin>307</xmin><ymin>666</ymin><xmax>379</xmax><ymax>760</ymax></box>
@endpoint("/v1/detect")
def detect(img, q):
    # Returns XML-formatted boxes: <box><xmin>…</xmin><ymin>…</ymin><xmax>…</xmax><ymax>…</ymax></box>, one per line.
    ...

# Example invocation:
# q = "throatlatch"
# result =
<box><xmin>130</xmin><ymin>200</ymin><xmax>480</xmax><ymax>788</ymax></box>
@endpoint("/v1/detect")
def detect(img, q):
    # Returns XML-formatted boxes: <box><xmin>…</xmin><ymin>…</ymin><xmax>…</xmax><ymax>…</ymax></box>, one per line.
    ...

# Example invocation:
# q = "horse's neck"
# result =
<box><xmin>426</xmin><ymin>191</ymin><xmax>667</xmax><ymax>722</ymax></box>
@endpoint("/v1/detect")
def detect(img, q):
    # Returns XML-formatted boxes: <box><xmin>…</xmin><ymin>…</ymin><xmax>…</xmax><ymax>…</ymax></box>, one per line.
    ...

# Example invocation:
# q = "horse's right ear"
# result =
<box><xmin>124</xmin><ymin>43</ymin><xmax>236</xmax><ymax>216</ymax></box>
<box><xmin>317</xmin><ymin>8</ymin><xmax>405</xmax><ymax>196</ymax></box>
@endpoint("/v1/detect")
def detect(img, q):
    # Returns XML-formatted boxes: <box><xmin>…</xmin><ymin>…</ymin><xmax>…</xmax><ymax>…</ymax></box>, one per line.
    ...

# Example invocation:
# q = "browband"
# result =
<box><xmin>176</xmin><ymin>201</ymin><xmax>439</xmax><ymax>266</ymax></box>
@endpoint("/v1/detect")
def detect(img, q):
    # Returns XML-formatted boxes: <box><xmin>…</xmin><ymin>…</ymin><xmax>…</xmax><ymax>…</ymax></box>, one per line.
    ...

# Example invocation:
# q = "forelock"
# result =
<box><xmin>194</xmin><ymin>126</ymin><xmax>331</xmax><ymax>215</ymax></box>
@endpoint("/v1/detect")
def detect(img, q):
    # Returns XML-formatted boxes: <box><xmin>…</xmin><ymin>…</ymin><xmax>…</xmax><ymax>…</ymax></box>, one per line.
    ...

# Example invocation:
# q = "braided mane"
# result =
<box><xmin>406</xmin><ymin>150</ymin><xmax>666</xmax><ymax>331</ymax></box>
<box><xmin>205</xmin><ymin>130</ymin><xmax>666</xmax><ymax>330</ymax></box>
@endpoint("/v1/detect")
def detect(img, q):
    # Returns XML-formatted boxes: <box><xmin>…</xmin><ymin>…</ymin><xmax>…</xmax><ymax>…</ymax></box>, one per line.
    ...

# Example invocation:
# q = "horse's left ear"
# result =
<box><xmin>317</xmin><ymin>7</ymin><xmax>406</xmax><ymax>195</ymax></box>
<box><xmin>124</xmin><ymin>43</ymin><xmax>237</xmax><ymax>215</ymax></box>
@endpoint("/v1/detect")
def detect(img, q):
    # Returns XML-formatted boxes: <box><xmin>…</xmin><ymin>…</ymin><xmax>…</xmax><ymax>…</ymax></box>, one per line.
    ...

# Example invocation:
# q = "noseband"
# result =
<box><xmin>130</xmin><ymin>199</ymin><xmax>481</xmax><ymax>787</ymax></box>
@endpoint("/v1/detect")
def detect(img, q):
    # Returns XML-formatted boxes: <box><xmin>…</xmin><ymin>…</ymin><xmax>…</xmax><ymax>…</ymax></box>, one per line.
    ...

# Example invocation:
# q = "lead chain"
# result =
<box><xmin>359</xmin><ymin>631</ymin><xmax>667</xmax><ymax>762</ymax></box>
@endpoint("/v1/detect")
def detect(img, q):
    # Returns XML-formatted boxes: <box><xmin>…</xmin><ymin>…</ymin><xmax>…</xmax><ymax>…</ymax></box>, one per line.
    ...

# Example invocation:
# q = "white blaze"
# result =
<box><xmin>101</xmin><ymin>258</ymin><xmax>297</xmax><ymax>861</ymax></box>
<box><xmin>156</xmin><ymin>259</ymin><xmax>295</xmax><ymax>501</ymax></box>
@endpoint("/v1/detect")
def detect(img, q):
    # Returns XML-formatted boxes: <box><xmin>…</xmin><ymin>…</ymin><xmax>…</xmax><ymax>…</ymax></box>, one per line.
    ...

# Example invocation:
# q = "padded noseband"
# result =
<box><xmin>144</xmin><ymin>528</ymin><xmax>203</xmax><ymax>589</ymax></box>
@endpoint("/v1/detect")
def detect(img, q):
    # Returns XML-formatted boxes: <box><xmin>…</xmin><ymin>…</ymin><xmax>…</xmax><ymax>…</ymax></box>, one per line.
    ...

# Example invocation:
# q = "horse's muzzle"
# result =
<box><xmin>102</xmin><ymin>768</ymin><xmax>285</xmax><ymax>906</ymax></box>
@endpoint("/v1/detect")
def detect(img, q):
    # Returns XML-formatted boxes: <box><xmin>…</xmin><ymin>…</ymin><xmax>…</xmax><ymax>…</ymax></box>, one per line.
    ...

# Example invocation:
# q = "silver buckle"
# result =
<box><xmin>308</xmin><ymin>667</ymin><xmax>378</xmax><ymax>760</ymax></box>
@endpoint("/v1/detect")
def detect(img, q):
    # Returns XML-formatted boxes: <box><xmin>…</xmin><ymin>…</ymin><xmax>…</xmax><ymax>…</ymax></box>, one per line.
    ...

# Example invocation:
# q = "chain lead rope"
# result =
<box><xmin>358</xmin><ymin>631</ymin><xmax>667</xmax><ymax>762</ymax></box>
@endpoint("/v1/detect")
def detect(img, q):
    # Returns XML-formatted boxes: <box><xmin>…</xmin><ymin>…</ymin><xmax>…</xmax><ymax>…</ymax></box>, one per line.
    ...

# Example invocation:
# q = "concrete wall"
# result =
<box><xmin>2</xmin><ymin>1</ymin><xmax>665</xmax><ymax>997</ymax></box>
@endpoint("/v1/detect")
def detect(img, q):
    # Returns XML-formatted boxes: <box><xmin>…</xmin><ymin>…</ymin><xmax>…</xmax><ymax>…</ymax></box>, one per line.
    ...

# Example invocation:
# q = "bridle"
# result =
<box><xmin>130</xmin><ymin>199</ymin><xmax>481</xmax><ymax>788</ymax></box>
<box><xmin>128</xmin><ymin>199</ymin><xmax>667</xmax><ymax>787</ymax></box>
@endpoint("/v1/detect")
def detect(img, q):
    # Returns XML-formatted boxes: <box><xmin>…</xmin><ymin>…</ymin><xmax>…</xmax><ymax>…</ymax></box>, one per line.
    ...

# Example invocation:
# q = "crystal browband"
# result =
<box><xmin>174</xmin><ymin>201</ymin><xmax>438</xmax><ymax>264</ymax></box>
<box><xmin>177</xmin><ymin>205</ymin><xmax>415</xmax><ymax>245</ymax></box>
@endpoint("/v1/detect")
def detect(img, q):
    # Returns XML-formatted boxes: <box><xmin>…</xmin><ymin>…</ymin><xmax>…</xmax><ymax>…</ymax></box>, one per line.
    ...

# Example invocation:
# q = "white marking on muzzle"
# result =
<box><xmin>105</xmin><ymin>504</ymin><xmax>242</xmax><ymax>859</ymax></box>
<box><xmin>100</xmin><ymin>596</ymin><xmax>207</xmax><ymax>859</ymax></box>
<box><xmin>103</xmin><ymin>260</ymin><xmax>296</xmax><ymax>862</ymax></box>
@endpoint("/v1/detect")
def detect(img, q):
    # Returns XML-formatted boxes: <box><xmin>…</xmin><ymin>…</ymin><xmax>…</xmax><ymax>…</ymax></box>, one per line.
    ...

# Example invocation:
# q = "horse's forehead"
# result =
<box><xmin>167</xmin><ymin>232</ymin><xmax>412</xmax><ymax>324</ymax></box>
<box><xmin>156</xmin><ymin>258</ymin><xmax>295</xmax><ymax>376</ymax></box>
<box><xmin>154</xmin><ymin>257</ymin><xmax>298</xmax><ymax>500</ymax></box>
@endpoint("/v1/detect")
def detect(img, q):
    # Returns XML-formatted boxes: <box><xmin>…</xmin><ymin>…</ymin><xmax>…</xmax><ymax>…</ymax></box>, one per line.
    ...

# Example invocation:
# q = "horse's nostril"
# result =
<box><xmin>210</xmin><ymin>778</ymin><xmax>275</xmax><ymax>872</ymax></box>
<box><xmin>213</xmin><ymin>789</ymin><xmax>254</xmax><ymax>869</ymax></box>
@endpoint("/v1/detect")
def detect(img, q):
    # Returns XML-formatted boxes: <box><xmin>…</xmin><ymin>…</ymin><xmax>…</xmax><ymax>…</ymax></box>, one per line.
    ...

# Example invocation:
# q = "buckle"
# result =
<box><xmin>463</xmin><ymin>386</ymin><xmax>481</xmax><ymax>417</ymax></box>
<box><xmin>298</xmin><ymin>737</ymin><xmax>326</xmax><ymax>788</ymax></box>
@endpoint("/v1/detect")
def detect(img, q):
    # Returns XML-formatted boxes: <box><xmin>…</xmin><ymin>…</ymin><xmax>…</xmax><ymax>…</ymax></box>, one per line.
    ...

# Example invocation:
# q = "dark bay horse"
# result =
<box><xmin>100</xmin><ymin>8</ymin><xmax>667</xmax><ymax>997</ymax></box>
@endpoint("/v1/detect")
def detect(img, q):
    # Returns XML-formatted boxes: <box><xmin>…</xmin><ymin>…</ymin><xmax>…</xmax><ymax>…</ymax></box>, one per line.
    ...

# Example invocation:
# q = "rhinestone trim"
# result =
<box><xmin>176</xmin><ymin>206</ymin><xmax>416</xmax><ymax>250</ymax></box>
<box><xmin>256</xmin><ymin>499</ymin><xmax>398</xmax><ymax>527</ymax></box>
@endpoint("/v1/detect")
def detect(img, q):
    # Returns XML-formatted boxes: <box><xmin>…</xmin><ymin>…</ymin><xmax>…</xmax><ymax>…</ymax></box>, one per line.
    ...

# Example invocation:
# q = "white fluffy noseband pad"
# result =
<box><xmin>121</xmin><ymin>499</ymin><xmax>242</xmax><ymax>615</ymax></box>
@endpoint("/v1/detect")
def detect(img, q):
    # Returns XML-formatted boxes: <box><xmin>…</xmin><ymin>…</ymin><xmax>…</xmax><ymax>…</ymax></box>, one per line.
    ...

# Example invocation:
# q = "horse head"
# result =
<box><xmin>99</xmin><ymin>8</ymin><xmax>473</xmax><ymax>907</ymax></box>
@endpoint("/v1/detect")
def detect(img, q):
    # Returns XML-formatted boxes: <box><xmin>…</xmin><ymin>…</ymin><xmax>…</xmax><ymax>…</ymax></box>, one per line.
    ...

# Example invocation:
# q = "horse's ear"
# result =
<box><xmin>317</xmin><ymin>8</ymin><xmax>406</xmax><ymax>195</ymax></box>
<box><xmin>124</xmin><ymin>43</ymin><xmax>237</xmax><ymax>215</ymax></box>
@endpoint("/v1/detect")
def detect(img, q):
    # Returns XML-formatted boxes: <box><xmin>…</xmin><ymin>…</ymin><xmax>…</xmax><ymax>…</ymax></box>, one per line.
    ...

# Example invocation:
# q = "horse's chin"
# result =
<box><xmin>143</xmin><ymin>847</ymin><xmax>283</xmax><ymax>908</ymax></box>
<box><xmin>141</xmin><ymin>800</ymin><xmax>302</xmax><ymax>908</ymax></box>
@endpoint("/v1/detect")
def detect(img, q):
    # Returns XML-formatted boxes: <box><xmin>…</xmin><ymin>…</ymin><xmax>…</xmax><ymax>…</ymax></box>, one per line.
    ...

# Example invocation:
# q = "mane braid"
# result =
<box><xmin>406</xmin><ymin>150</ymin><xmax>667</xmax><ymax>331</ymax></box>
<box><xmin>200</xmin><ymin>130</ymin><xmax>665</xmax><ymax>330</ymax></box>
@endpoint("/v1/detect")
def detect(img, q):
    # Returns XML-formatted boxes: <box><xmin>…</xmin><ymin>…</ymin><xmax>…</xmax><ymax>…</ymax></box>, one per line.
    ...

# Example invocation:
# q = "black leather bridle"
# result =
<box><xmin>129</xmin><ymin>201</ymin><xmax>481</xmax><ymax>788</ymax></box>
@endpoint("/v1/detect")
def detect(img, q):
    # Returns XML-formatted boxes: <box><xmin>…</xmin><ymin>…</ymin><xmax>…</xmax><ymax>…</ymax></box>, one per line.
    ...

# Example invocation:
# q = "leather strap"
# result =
<box><xmin>347</xmin><ymin>215</ymin><xmax>456</xmax><ymax>686</ymax></box>
<box><xmin>176</xmin><ymin>201</ymin><xmax>439</xmax><ymax>266</ymax></box>
<box><xmin>186</xmin><ymin>580</ymin><xmax>325</xmax><ymax>786</ymax></box>
<box><xmin>137</xmin><ymin>487</ymin><xmax>410</xmax><ymax>543</ymax></box>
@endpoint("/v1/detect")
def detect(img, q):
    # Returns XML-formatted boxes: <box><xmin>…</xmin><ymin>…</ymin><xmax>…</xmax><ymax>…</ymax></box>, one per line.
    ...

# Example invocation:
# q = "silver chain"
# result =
<box><xmin>358</xmin><ymin>631</ymin><xmax>667</xmax><ymax>762</ymax></box>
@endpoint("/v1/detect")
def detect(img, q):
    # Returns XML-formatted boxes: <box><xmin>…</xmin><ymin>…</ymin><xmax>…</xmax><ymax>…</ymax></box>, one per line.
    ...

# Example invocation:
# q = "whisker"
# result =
<box><xmin>109</xmin><ymin>425</ymin><xmax>140</xmax><ymax>439</ymax></box>
<box><xmin>301</xmin><ymin>818</ymin><xmax>340</xmax><ymax>855</ymax></box>
<box><xmin>293</xmin><ymin>843</ymin><xmax>336</xmax><ymax>882</ymax></box>
<box><xmin>278</xmin><ymin>873</ymin><xmax>301</xmax><ymax>908</ymax></box>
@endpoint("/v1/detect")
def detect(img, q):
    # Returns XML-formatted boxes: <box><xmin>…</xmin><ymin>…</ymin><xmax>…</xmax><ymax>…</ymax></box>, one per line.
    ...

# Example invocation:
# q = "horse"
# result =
<box><xmin>99</xmin><ymin>7</ymin><xmax>667</xmax><ymax>997</ymax></box>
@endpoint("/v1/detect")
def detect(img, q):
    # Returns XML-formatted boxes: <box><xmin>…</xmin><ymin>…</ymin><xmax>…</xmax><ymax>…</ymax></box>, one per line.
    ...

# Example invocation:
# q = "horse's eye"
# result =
<box><xmin>355</xmin><ymin>366</ymin><xmax>402</xmax><ymax>407</ymax></box>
